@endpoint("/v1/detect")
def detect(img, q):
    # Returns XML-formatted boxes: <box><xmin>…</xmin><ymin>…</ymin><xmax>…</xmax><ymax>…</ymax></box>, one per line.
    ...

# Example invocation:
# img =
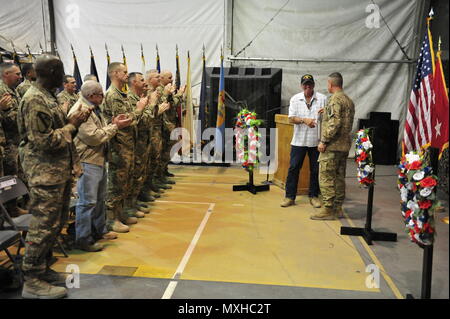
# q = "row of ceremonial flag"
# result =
<box><xmin>402</xmin><ymin>13</ymin><xmax>448</xmax><ymax>159</ymax></box>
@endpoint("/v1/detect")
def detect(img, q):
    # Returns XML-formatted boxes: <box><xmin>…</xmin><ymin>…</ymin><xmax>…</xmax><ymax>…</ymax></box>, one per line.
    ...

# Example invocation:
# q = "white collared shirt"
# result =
<box><xmin>288</xmin><ymin>91</ymin><xmax>327</xmax><ymax>147</ymax></box>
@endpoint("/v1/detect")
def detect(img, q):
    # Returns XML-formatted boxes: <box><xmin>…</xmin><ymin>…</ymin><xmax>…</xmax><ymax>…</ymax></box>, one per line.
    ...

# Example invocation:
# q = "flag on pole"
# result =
<box><xmin>215</xmin><ymin>48</ymin><xmax>225</xmax><ymax>157</ymax></box>
<box><xmin>141</xmin><ymin>43</ymin><xmax>146</xmax><ymax>74</ymax></box>
<box><xmin>71</xmin><ymin>44</ymin><xmax>83</xmax><ymax>90</ymax></box>
<box><xmin>89</xmin><ymin>46</ymin><xmax>99</xmax><ymax>81</ymax></box>
<box><xmin>156</xmin><ymin>44</ymin><xmax>161</xmax><ymax>73</ymax></box>
<box><xmin>182</xmin><ymin>51</ymin><xmax>194</xmax><ymax>156</ymax></box>
<box><xmin>402</xmin><ymin>15</ymin><xmax>435</xmax><ymax>155</ymax></box>
<box><xmin>121</xmin><ymin>45</ymin><xmax>128</xmax><ymax>93</ymax></box>
<box><xmin>11</xmin><ymin>42</ymin><xmax>22</xmax><ymax>72</ymax></box>
<box><xmin>430</xmin><ymin>37</ymin><xmax>449</xmax><ymax>159</ymax></box>
<box><xmin>105</xmin><ymin>43</ymin><xmax>111</xmax><ymax>89</ymax></box>
<box><xmin>26</xmin><ymin>44</ymin><xmax>34</xmax><ymax>62</ymax></box>
<box><xmin>175</xmin><ymin>45</ymin><xmax>181</xmax><ymax>89</ymax></box>
<box><xmin>199</xmin><ymin>44</ymin><xmax>208</xmax><ymax>140</ymax></box>
<box><xmin>175</xmin><ymin>45</ymin><xmax>182</xmax><ymax>128</ymax></box>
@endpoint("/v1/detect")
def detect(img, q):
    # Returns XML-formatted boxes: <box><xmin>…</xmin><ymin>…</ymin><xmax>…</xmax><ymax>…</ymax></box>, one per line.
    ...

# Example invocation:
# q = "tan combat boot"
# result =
<box><xmin>310</xmin><ymin>207</ymin><xmax>336</xmax><ymax>220</ymax></box>
<box><xmin>335</xmin><ymin>207</ymin><xmax>345</xmax><ymax>218</ymax></box>
<box><xmin>280</xmin><ymin>198</ymin><xmax>295</xmax><ymax>207</ymax></box>
<box><xmin>137</xmin><ymin>205</ymin><xmax>151</xmax><ymax>214</ymax></box>
<box><xmin>126</xmin><ymin>217</ymin><xmax>138</xmax><ymax>225</ymax></box>
<box><xmin>135</xmin><ymin>210</ymin><xmax>145</xmax><ymax>218</ymax></box>
<box><xmin>111</xmin><ymin>220</ymin><xmax>130</xmax><ymax>233</ymax></box>
<box><xmin>309</xmin><ymin>197</ymin><xmax>322</xmax><ymax>208</ymax></box>
<box><xmin>22</xmin><ymin>278</ymin><xmax>67</xmax><ymax>299</ymax></box>
<box><xmin>103</xmin><ymin>231</ymin><xmax>118</xmax><ymax>240</ymax></box>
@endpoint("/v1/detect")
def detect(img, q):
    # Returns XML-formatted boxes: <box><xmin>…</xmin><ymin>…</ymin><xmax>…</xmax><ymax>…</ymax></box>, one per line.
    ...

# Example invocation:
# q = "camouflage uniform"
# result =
<box><xmin>101</xmin><ymin>84</ymin><xmax>142</xmax><ymax>227</ymax></box>
<box><xmin>143</xmin><ymin>85</ymin><xmax>165</xmax><ymax>189</ymax></box>
<box><xmin>319</xmin><ymin>90</ymin><xmax>355</xmax><ymax>210</ymax></box>
<box><xmin>17</xmin><ymin>83</ymin><xmax>80</xmax><ymax>279</ymax></box>
<box><xmin>16</xmin><ymin>79</ymin><xmax>33</xmax><ymax>98</ymax></box>
<box><xmin>57</xmin><ymin>90</ymin><xmax>79</xmax><ymax>114</ymax></box>
<box><xmin>0</xmin><ymin>80</ymin><xmax>20</xmax><ymax>178</ymax></box>
<box><xmin>127</xmin><ymin>90</ymin><xmax>155</xmax><ymax>205</ymax></box>
<box><xmin>161</xmin><ymin>89</ymin><xmax>183</xmax><ymax>174</ymax></box>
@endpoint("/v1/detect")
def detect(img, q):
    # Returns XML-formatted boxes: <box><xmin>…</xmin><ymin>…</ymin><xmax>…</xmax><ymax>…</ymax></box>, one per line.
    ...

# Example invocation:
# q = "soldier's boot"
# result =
<box><xmin>309</xmin><ymin>197</ymin><xmax>322</xmax><ymax>208</ymax></box>
<box><xmin>102</xmin><ymin>231</ymin><xmax>118</xmax><ymax>240</ymax></box>
<box><xmin>125</xmin><ymin>206</ymin><xmax>145</xmax><ymax>219</ymax></box>
<box><xmin>79</xmin><ymin>242</ymin><xmax>104</xmax><ymax>252</ymax></box>
<box><xmin>280</xmin><ymin>198</ymin><xmax>295</xmax><ymax>207</ymax></box>
<box><xmin>22</xmin><ymin>278</ymin><xmax>67</xmax><ymax>299</ymax></box>
<box><xmin>310</xmin><ymin>207</ymin><xmax>337</xmax><ymax>220</ymax></box>
<box><xmin>125</xmin><ymin>216</ymin><xmax>138</xmax><ymax>225</ymax></box>
<box><xmin>111</xmin><ymin>220</ymin><xmax>129</xmax><ymax>233</ymax></box>
<box><xmin>165</xmin><ymin>169</ymin><xmax>175</xmax><ymax>177</ymax></box>
<box><xmin>154</xmin><ymin>177</ymin><xmax>171</xmax><ymax>189</ymax></box>
<box><xmin>136</xmin><ymin>203</ymin><xmax>151</xmax><ymax>214</ymax></box>
<box><xmin>151</xmin><ymin>191</ymin><xmax>162</xmax><ymax>198</ymax></box>
<box><xmin>160</xmin><ymin>175</ymin><xmax>175</xmax><ymax>185</ymax></box>
<box><xmin>138</xmin><ymin>192</ymin><xmax>155</xmax><ymax>203</ymax></box>
<box><xmin>335</xmin><ymin>206</ymin><xmax>345</xmax><ymax>219</ymax></box>
<box><xmin>40</xmin><ymin>268</ymin><xmax>68</xmax><ymax>286</ymax></box>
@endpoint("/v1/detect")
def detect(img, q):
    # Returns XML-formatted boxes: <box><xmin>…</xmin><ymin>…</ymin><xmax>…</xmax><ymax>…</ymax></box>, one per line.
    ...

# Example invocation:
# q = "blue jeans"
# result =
<box><xmin>75</xmin><ymin>163</ymin><xmax>108</xmax><ymax>245</ymax></box>
<box><xmin>285</xmin><ymin>145</ymin><xmax>320</xmax><ymax>200</ymax></box>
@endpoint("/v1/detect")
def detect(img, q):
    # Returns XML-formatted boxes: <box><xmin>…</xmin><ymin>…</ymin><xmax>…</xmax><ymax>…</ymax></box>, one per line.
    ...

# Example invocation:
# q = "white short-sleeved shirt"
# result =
<box><xmin>288</xmin><ymin>91</ymin><xmax>327</xmax><ymax>147</ymax></box>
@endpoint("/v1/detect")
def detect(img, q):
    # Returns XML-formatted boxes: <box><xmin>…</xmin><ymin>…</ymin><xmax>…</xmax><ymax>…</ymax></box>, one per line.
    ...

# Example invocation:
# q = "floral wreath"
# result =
<box><xmin>355</xmin><ymin>129</ymin><xmax>375</xmax><ymax>187</ymax></box>
<box><xmin>398</xmin><ymin>151</ymin><xmax>439</xmax><ymax>246</ymax></box>
<box><xmin>234</xmin><ymin>109</ymin><xmax>262</xmax><ymax>172</ymax></box>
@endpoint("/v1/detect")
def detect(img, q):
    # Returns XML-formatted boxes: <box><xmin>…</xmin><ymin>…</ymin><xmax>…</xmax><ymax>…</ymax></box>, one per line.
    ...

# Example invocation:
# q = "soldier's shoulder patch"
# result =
<box><xmin>35</xmin><ymin>111</ymin><xmax>53</xmax><ymax>133</ymax></box>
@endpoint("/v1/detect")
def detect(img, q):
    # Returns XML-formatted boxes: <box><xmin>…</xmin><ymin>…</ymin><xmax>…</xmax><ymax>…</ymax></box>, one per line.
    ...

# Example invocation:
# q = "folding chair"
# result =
<box><xmin>0</xmin><ymin>229</ymin><xmax>23</xmax><ymax>284</ymax></box>
<box><xmin>0</xmin><ymin>175</ymin><xmax>68</xmax><ymax>258</ymax></box>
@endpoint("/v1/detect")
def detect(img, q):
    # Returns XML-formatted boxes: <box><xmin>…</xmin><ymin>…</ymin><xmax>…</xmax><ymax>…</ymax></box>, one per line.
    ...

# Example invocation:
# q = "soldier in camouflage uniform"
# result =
<box><xmin>311</xmin><ymin>72</ymin><xmax>355</xmax><ymax>220</ymax></box>
<box><xmin>57</xmin><ymin>75</ymin><xmax>79</xmax><ymax>114</ymax></box>
<box><xmin>102</xmin><ymin>62</ymin><xmax>147</xmax><ymax>231</ymax></box>
<box><xmin>18</xmin><ymin>55</ymin><xmax>90</xmax><ymax>299</ymax></box>
<box><xmin>127</xmin><ymin>72</ymin><xmax>159</xmax><ymax>212</ymax></box>
<box><xmin>16</xmin><ymin>63</ymin><xmax>36</xmax><ymax>98</ymax></box>
<box><xmin>0</xmin><ymin>120</ymin><xmax>4</xmax><ymax>176</ymax></box>
<box><xmin>0</xmin><ymin>62</ymin><xmax>27</xmax><ymax>216</ymax></box>
<box><xmin>142</xmin><ymin>70</ymin><xmax>171</xmax><ymax>195</ymax></box>
<box><xmin>160</xmin><ymin>70</ymin><xmax>185</xmax><ymax>181</ymax></box>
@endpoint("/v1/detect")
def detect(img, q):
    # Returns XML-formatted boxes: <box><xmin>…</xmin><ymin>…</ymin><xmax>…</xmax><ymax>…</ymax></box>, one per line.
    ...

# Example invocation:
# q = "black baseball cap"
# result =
<box><xmin>301</xmin><ymin>74</ymin><xmax>314</xmax><ymax>85</ymax></box>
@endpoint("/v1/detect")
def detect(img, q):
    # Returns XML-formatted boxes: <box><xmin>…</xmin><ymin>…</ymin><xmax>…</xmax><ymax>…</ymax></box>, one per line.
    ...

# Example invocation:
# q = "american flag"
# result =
<box><xmin>403</xmin><ymin>20</ymin><xmax>435</xmax><ymax>154</ymax></box>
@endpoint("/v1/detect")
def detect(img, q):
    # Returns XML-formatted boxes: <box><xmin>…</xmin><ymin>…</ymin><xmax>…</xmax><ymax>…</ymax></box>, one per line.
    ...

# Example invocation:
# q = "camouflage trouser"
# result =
<box><xmin>318</xmin><ymin>151</ymin><xmax>348</xmax><ymax>209</ymax></box>
<box><xmin>129</xmin><ymin>133</ymin><xmax>151</xmax><ymax>202</ymax></box>
<box><xmin>106</xmin><ymin>147</ymin><xmax>134</xmax><ymax>225</ymax></box>
<box><xmin>22</xmin><ymin>180</ymin><xmax>72</xmax><ymax>279</ymax></box>
<box><xmin>161</xmin><ymin>127</ymin><xmax>176</xmax><ymax>172</ymax></box>
<box><xmin>147</xmin><ymin>125</ymin><xmax>163</xmax><ymax>182</ymax></box>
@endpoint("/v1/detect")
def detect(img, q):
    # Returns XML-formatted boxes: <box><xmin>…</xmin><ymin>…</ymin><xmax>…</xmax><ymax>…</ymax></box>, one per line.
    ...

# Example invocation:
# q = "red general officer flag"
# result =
<box><xmin>430</xmin><ymin>49</ymin><xmax>449</xmax><ymax>158</ymax></box>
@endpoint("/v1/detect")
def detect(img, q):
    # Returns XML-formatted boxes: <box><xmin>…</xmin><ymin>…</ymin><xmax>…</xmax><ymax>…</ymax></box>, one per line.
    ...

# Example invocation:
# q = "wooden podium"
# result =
<box><xmin>273</xmin><ymin>114</ymin><xmax>310</xmax><ymax>195</ymax></box>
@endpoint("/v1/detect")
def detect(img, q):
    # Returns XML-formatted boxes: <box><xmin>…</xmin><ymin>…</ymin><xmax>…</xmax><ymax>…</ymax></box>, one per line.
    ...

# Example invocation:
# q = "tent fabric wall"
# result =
<box><xmin>0</xmin><ymin>0</ymin><xmax>50</xmax><ymax>53</ymax></box>
<box><xmin>230</xmin><ymin>0</ymin><xmax>426</xmax><ymax>149</ymax></box>
<box><xmin>53</xmin><ymin>0</ymin><xmax>225</xmax><ymax>99</ymax></box>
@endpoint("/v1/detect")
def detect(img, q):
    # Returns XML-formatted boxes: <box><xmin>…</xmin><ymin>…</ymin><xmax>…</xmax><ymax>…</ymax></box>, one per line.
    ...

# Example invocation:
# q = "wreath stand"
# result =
<box><xmin>406</xmin><ymin>244</ymin><xmax>433</xmax><ymax>299</ymax></box>
<box><xmin>233</xmin><ymin>170</ymin><xmax>270</xmax><ymax>195</ymax></box>
<box><xmin>340</xmin><ymin>128</ymin><xmax>397</xmax><ymax>245</ymax></box>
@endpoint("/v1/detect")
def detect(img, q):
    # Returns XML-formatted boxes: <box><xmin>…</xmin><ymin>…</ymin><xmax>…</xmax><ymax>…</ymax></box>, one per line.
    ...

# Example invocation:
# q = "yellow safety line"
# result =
<box><xmin>343</xmin><ymin>210</ymin><xmax>404</xmax><ymax>299</ymax></box>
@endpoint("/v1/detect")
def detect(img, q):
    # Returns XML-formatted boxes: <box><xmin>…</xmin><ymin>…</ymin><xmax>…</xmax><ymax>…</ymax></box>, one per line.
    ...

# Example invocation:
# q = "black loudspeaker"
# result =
<box><xmin>359</xmin><ymin>112</ymin><xmax>399</xmax><ymax>165</ymax></box>
<box><xmin>204</xmin><ymin>67</ymin><xmax>282</xmax><ymax>132</ymax></box>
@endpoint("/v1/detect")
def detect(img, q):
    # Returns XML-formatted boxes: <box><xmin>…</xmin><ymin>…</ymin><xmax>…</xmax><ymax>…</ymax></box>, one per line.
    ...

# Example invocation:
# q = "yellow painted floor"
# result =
<box><xmin>51</xmin><ymin>165</ymin><xmax>379</xmax><ymax>293</ymax></box>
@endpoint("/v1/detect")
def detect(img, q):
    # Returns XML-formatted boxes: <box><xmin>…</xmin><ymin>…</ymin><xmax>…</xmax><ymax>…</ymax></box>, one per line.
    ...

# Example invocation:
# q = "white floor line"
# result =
<box><xmin>161</xmin><ymin>203</ymin><xmax>215</xmax><ymax>299</ymax></box>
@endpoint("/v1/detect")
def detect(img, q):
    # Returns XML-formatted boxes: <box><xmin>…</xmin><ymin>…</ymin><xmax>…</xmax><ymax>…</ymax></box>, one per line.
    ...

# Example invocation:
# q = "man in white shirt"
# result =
<box><xmin>281</xmin><ymin>74</ymin><xmax>327</xmax><ymax>208</ymax></box>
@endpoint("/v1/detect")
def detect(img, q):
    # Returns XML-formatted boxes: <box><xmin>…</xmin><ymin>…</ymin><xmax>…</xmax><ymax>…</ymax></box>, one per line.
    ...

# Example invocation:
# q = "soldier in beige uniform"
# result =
<box><xmin>57</xmin><ymin>75</ymin><xmax>79</xmax><ymax>114</ymax></box>
<box><xmin>16</xmin><ymin>63</ymin><xmax>36</xmax><ymax>97</ymax></box>
<box><xmin>311</xmin><ymin>72</ymin><xmax>355</xmax><ymax>220</ymax></box>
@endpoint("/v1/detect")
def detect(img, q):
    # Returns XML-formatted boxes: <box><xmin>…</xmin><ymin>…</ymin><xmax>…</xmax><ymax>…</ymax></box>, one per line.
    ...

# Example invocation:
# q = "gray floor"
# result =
<box><xmin>1</xmin><ymin>160</ymin><xmax>448</xmax><ymax>299</ymax></box>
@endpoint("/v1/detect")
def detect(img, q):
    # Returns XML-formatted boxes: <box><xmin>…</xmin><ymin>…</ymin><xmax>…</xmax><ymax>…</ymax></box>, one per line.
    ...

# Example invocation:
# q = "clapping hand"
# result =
<box><xmin>158</xmin><ymin>102</ymin><xmax>170</xmax><ymax>115</ymax></box>
<box><xmin>0</xmin><ymin>93</ymin><xmax>12</xmax><ymax>110</ymax></box>
<box><xmin>112</xmin><ymin>114</ymin><xmax>132</xmax><ymax>129</ymax></box>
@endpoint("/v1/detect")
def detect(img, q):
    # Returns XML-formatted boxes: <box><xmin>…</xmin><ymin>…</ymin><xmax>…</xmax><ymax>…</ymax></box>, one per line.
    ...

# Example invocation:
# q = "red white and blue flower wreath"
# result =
<box><xmin>398</xmin><ymin>151</ymin><xmax>440</xmax><ymax>246</ymax></box>
<box><xmin>355</xmin><ymin>129</ymin><xmax>375</xmax><ymax>187</ymax></box>
<box><xmin>234</xmin><ymin>109</ymin><xmax>262</xmax><ymax>172</ymax></box>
